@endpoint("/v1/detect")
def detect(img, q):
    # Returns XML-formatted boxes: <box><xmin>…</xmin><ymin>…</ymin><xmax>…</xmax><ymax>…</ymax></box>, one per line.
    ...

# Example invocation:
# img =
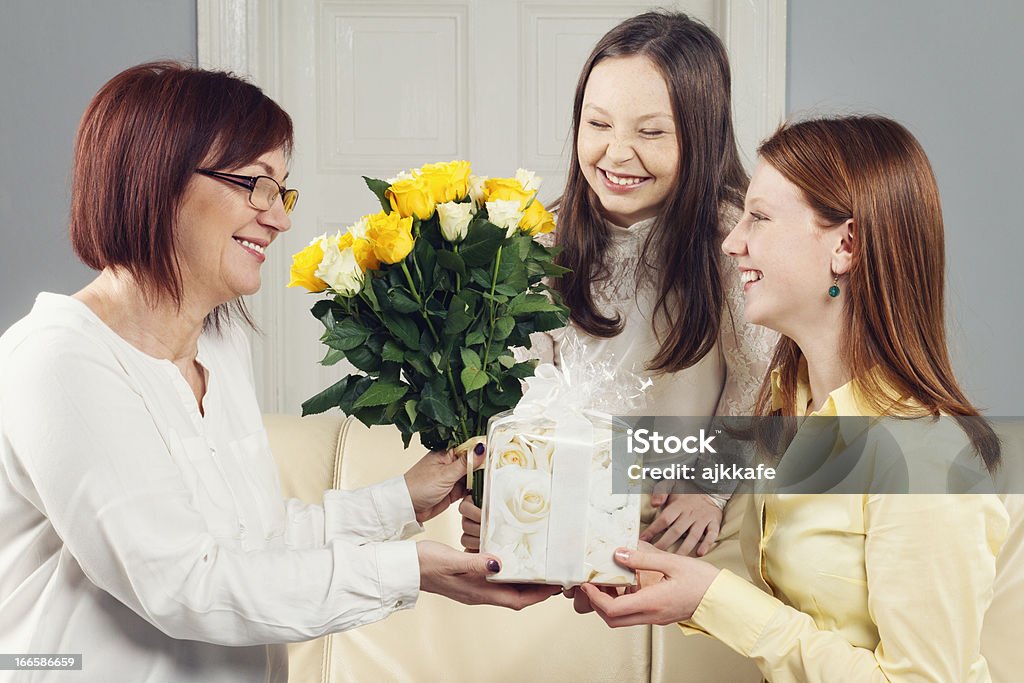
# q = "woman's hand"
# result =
<box><xmin>416</xmin><ymin>541</ymin><xmax>561</xmax><ymax>609</ymax></box>
<box><xmin>642</xmin><ymin>488</ymin><xmax>724</xmax><ymax>557</ymax></box>
<box><xmin>405</xmin><ymin>443</ymin><xmax>486</xmax><ymax>524</ymax></box>
<box><xmin>578</xmin><ymin>542</ymin><xmax>721</xmax><ymax>627</ymax></box>
<box><xmin>457</xmin><ymin>495</ymin><xmax>482</xmax><ymax>551</ymax></box>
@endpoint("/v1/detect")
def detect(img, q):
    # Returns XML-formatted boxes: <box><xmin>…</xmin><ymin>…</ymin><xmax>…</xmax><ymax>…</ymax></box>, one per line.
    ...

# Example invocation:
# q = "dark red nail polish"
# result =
<box><xmin>474</xmin><ymin>443</ymin><xmax>485</xmax><ymax>455</ymax></box>
<box><xmin>486</xmin><ymin>558</ymin><xmax>500</xmax><ymax>573</ymax></box>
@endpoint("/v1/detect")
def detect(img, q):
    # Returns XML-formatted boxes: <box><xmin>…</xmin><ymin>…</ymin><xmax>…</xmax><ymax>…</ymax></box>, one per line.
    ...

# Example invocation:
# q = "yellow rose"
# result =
<box><xmin>336</xmin><ymin>231</ymin><xmax>354</xmax><ymax>251</ymax></box>
<box><xmin>519</xmin><ymin>198</ymin><xmax>556</xmax><ymax>235</ymax></box>
<box><xmin>418</xmin><ymin>160</ymin><xmax>471</xmax><ymax>203</ymax></box>
<box><xmin>366</xmin><ymin>210</ymin><xmax>415</xmax><ymax>264</ymax></box>
<box><xmin>352</xmin><ymin>237</ymin><xmax>380</xmax><ymax>271</ymax></box>
<box><xmin>483</xmin><ymin>177</ymin><xmax>534</xmax><ymax>209</ymax></box>
<box><xmin>386</xmin><ymin>175</ymin><xmax>435</xmax><ymax>220</ymax></box>
<box><xmin>287</xmin><ymin>236</ymin><xmax>327</xmax><ymax>292</ymax></box>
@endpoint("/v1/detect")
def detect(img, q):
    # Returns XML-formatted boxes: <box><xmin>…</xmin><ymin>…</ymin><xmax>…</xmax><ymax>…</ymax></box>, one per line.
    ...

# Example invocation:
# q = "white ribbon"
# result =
<box><xmin>515</xmin><ymin>363</ymin><xmax>598</xmax><ymax>586</ymax></box>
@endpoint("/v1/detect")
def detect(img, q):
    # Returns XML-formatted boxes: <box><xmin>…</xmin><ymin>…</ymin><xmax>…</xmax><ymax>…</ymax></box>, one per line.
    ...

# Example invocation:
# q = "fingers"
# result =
<box><xmin>461</xmin><ymin>515</ymin><xmax>481</xmax><ymax>551</ymax></box>
<box><xmin>653</xmin><ymin>514</ymin><xmax>692</xmax><ymax>551</ymax></box>
<box><xmin>458</xmin><ymin>494</ymin><xmax>482</xmax><ymax>523</ymax></box>
<box><xmin>456</xmin><ymin>552</ymin><xmax>502</xmax><ymax>577</ymax></box>
<box><xmin>650</xmin><ymin>479</ymin><xmax>674</xmax><ymax>507</ymax></box>
<box><xmin>676</xmin><ymin>520</ymin><xmax>705</xmax><ymax>557</ymax></box>
<box><xmin>454</xmin><ymin>436</ymin><xmax>487</xmax><ymax>468</ymax></box>
<box><xmin>639</xmin><ymin>506</ymin><xmax>678</xmax><ymax>542</ymax></box>
<box><xmin>694</xmin><ymin>518</ymin><xmax>721</xmax><ymax>557</ymax></box>
<box><xmin>611</xmin><ymin>544</ymin><xmax>681</xmax><ymax>576</ymax></box>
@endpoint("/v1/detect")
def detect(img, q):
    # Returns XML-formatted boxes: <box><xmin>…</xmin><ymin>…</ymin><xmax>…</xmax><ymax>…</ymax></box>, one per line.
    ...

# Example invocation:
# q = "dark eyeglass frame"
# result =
<box><xmin>195</xmin><ymin>168</ymin><xmax>299</xmax><ymax>214</ymax></box>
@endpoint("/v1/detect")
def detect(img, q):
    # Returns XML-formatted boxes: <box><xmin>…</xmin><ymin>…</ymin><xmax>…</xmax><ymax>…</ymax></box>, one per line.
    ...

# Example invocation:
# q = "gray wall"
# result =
<box><xmin>0</xmin><ymin>0</ymin><xmax>196</xmax><ymax>331</ymax></box>
<box><xmin>2</xmin><ymin>1</ymin><xmax>1020</xmax><ymax>414</ymax></box>
<box><xmin>787</xmin><ymin>0</ymin><xmax>1024</xmax><ymax>415</ymax></box>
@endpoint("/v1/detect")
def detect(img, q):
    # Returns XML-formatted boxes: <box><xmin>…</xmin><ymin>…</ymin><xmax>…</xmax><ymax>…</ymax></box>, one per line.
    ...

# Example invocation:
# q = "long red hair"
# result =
<box><xmin>753</xmin><ymin>116</ymin><xmax>999</xmax><ymax>470</ymax></box>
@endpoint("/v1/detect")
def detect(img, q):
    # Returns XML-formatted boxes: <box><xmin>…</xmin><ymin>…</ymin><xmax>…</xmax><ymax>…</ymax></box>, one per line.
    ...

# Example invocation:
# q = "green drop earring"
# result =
<box><xmin>828</xmin><ymin>273</ymin><xmax>841</xmax><ymax>298</ymax></box>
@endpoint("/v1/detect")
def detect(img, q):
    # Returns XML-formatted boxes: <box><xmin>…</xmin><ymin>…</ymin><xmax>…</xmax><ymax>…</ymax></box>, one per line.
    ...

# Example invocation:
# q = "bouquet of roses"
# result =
<box><xmin>287</xmin><ymin>161</ymin><xmax>569</xmax><ymax>456</ymax></box>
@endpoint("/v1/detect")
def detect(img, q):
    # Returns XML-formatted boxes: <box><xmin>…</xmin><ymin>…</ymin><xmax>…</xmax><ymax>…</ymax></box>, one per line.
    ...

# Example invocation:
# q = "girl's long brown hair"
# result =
<box><xmin>554</xmin><ymin>11</ymin><xmax>747</xmax><ymax>373</ymax></box>
<box><xmin>753</xmin><ymin>116</ymin><xmax>999</xmax><ymax>470</ymax></box>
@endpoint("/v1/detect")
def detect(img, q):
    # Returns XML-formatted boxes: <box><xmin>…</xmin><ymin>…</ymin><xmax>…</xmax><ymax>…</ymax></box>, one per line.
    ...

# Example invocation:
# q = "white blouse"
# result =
<box><xmin>0</xmin><ymin>294</ymin><xmax>421</xmax><ymax>682</ymax></box>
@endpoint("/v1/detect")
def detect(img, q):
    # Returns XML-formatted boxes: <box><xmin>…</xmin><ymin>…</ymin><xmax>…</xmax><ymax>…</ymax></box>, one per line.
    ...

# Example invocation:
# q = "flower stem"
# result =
<box><xmin>400</xmin><ymin>261</ymin><xmax>439</xmax><ymax>340</ymax></box>
<box><xmin>476</xmin><ymin>245</ymin><xmax>503</xmax><ymax>434</ymax></box>
<box><xmin>400</xmin><ymin>260</ymin><xmax>469</xmax><ymax>441</ymax></box>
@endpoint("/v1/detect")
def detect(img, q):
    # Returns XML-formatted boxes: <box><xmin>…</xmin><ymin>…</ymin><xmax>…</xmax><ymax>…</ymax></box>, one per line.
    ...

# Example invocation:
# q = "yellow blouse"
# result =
<box><xmin>684</xmin><ymin>364</ymin><xmax>1009</xmax><ymax>682</ymax></box>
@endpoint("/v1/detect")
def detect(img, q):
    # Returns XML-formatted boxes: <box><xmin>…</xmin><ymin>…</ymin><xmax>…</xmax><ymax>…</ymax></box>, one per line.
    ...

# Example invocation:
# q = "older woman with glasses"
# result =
<box><xmin>0</xmin><ymin>62</ymin><xmax>555</xmax><ymax>682</ymax></box>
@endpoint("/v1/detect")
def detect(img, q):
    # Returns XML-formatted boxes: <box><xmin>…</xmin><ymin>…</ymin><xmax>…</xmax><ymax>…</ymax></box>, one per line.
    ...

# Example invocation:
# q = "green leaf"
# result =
<box><xmin>371</xmin><ymin>277</ymin><xmax>393</xmax><ymax>312</ymax></box>
<box><xmin>429</xmin><ymin>351</ymin><xmax>444</xmax><ymax>371</ymax></box>
<box><xmin>492</xmin><ymin>316</ymin><xmax>515</xmax><ymax>341</ymax></box>
<box><xmin>497</xmin><ymin>353</ymin><xmax>515</xmax><ymax>369</ymax></box>
<box><xmin>364</xmin><ymin>176</ymin><xmax>392</xmax><ymax>212</ymax></box>
<box><xmin>493</xmin><ymin>283</ymin><xmax>519</xmax><ymax>297</ymax></box>
<box><xmin>443</xmin><ymin>290</ymin><xmax>476</xmax><ymax>336</ymax></box>
<box><xmin>353</xmin><ymin>404</ymin><xmax>388</xmax><ymax>426</ymax></box>
<box><xmin>461</xmin><ymin>366</ymin><xmax>489</xmax><ymax>393</ymax></box>
<box><xmin>322</xmin><ymin>317</ymin><xmax>371</xmax><ymax>351</ymax></box>
<box><xmin>320</xmin><ymin>347</ymin><xmax>347</xmax><ymax>366</ymax></box>
<box><xmin>311</xmin><ymin>299</ymin><xmax>343</xmax><ymax>327</ymax></box>
<box><xmin>460</xmin><ymin>347</ymin><xmax>482</xmax><ymax>370</ymax></box>
<box><xmin>541</xmin><ymin>261</ymin><xmax>572</xmax><ymax>277</ymax></box>
<box><xmin>300</xmin><ymin>377</ymin><xmax>350</xmax><ymax>416</ymax></box>
<box><xmin>412</xmin><ymin>237</ymin><xmax>437</xmax><ymax>291</ymax></box>
<box><xmin>406</xmin><ymin>350</ymin><xmax>433</xmax><ymax>378</ymax></box>
<box><xmin>486</xmin><ymin>375</ymin><xmax>523</xmax><ymax>408</ymax></box>
<box><xmin>508</xmin><ymin>292</ymin><xmax>563</xmax><ymax>316</ymax></box>
<box><xmin>465</xmin><ymin>330</ymin><xmax>486</xmax><ymax>346</ymax></box>
<box><xmin>405</xmin><ymin>399</ymin><xmax>419</xmax><ymax>425</ymax></box>
<box><xmin>352</xmin><ymin>380</ymin><xmax>409</xmax><ymax>410</ymax></box>
<box><xmin>419</xmin><ymin>379</ymin><xmax>459</xmax><ymax>428</ymax></box>
<box><xmin>387</xmin><ymin>287</ymin><xmax>420</xmax><ymax>313</ymax></box>
<box><xmin>508</xmin><ymin>360</ymin><xmax>538</xmax><ymax>379</ymax></box>
<box><xmin>381</xmin><ymin>341</ymin><xmax>405</xmax><ymax>363</ymax></box>
<box><xmin>533</xmin><ymin>310</ymin><xmax>569</xmax><ymax>333</ymax></box>
<box><xmin>435</xmin><ymin>249</ymin><xmax>467</xmax><ymax>277</ymax></box>
<box><xmin>459</xmin><ymin>220</ymin><xmax>505</xmax><ymax>266</ymax></box>
<box><xmin>345</xmin><ymin>345</ymin><xmax>382</xmax><ymax>373</ymax></box>
<box><xmin>381</xmin><ymin>312</ymin><xmax>421</xmax><ymax>350</ymax></box>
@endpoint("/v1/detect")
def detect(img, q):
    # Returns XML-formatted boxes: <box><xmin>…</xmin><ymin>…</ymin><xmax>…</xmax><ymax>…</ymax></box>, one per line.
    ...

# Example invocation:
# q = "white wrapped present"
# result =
<box><xmin>480</xmin><ymin>362</ymin><xmax>643</xmax><ymax>587</ymax></box>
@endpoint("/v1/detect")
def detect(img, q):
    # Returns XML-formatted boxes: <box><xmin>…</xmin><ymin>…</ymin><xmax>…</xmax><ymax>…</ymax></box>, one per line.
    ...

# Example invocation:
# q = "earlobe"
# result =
<box><xmin>832</xmin><ymin>219</ymin><xmax>855</xmax><ymax>275</ymax></box>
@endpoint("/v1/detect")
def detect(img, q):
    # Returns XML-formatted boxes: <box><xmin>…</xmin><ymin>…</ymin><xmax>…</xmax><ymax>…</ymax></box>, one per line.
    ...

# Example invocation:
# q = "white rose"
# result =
<box><xmin>468</xmin><ymin>174</ymin><xmax>488</xmax><ymax>207</ymax></box>
<box><xmin>346</xmin><ymin>215</ymin><xmax>370</xmax><ymax>240</ymax></box>
<box><xmin>526</xmin><ymin>437</ymin><xmax>555</xmax><ymax>473</ymax></box>
<box><xmin>387</xmin><ymin>169</ymin><xmax>414</xmax><ymax>185</ymax></box>
<box><xmin>514</xmin><ymin>168</ymin><xmax>542</xmax><ymax>193</ymax></box>
<box><xmin>494</xmin><ymin>437</ymin><xmax>536</xmax><ymax>469</ymax></box>
<box><xmin>485</xmin><ymin>199</ymin><xmax>524</xmax><ymax>237</ymax></box>
<box><xmin>492</xmin><ymin>467</ymin><xmax>551</xmax><ymax>534</ymax></box>
<box><xmin>315</xmin><ymin>235</ymin><xmax>363</xmax><ymax>296</ymax></box>
<box><xmin>436</xmin><ymin>201</ymin><xmax>475</xmax><ymax>242</ymax></box>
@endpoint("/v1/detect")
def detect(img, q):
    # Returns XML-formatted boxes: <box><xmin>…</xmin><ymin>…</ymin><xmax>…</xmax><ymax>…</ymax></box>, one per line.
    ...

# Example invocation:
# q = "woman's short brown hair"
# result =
<box><xmin>70</xmin><ymin>61</ymin><xmax>293</xmax><ymax>311</ymax></box>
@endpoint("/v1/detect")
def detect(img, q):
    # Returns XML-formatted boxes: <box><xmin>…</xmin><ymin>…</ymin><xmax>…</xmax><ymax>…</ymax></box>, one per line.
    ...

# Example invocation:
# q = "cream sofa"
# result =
<box><xmin>264</xmin><ymin>414</ymin><xmax>1024</xmax><ymax>683</ymax></box>
<box><xmin>263</xmin><ymin>413</ymin><xmax>761</xmax><ymax>683</ymax></box>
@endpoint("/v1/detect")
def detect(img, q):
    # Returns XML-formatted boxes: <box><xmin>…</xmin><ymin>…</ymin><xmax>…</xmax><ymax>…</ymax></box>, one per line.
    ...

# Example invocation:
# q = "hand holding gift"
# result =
<box><xmin>478</xmin><ymin>339</ymin><xmax>649</xmax><ymax>587</ymax></box>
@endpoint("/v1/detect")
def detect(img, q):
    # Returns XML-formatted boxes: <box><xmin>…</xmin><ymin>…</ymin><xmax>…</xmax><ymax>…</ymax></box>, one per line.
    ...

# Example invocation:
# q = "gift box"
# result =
<box><xmin>479</xmin><ymin>362</ymin><xmax>643</xmax><ymax>587</ymax></box>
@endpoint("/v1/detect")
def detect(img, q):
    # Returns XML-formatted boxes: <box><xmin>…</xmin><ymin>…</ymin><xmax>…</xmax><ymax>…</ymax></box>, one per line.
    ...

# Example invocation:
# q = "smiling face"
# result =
<box><xmin>174</xmin><ymin>147</ymin><xmax>292</xmax><ymax>308</ymax></box>
<box><xmin>722</xmin><ymin>160</ymin><xmax>851</xmax><ymax>341</ymax></box>
<box><xmin>576</xmin><ymin>55</ymin><xmax>681</xmax><ymax>227</ymax></box>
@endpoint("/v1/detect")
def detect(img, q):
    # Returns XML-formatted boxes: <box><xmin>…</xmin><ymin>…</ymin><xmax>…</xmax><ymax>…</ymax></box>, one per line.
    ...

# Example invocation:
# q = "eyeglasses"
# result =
<box><xmin>195</xmin><ymin>168</ymin><xmax>299</xmax><ymax>214</ymax></box>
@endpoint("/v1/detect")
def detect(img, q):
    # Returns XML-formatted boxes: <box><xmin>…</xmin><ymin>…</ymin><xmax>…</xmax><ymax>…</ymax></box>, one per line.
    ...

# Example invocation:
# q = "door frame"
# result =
<box><xmin>196</xmin><ymin>0</ymin><xmax>787</xmax><ymax>412</ymax></box>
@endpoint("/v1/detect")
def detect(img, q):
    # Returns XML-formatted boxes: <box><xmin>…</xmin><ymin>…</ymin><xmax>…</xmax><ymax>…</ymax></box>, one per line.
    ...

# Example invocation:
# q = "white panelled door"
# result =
<box><xmin>198</xmin><ymin>0</ymin><xmax>786</xmax><ymax>414</ymax></box>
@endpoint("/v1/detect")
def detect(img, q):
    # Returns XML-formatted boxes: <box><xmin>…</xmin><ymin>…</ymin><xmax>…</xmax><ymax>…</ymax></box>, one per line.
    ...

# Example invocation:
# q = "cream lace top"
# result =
<box><xmin>525</xmin><ymin>208</ymin><xmax>777</xmax><ymax>419</ymax></box>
